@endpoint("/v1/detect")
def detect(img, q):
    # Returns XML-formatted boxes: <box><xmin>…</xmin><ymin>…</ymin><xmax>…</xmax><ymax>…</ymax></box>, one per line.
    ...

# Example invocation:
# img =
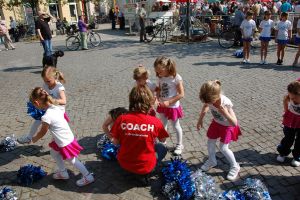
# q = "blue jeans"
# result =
<box><xmin>155</xmin><ymin>143</ymin><xmax>168</xmax><ymax>164</ymax></box>
<box><xmin>41</xmin><ymin>39</ymin><xmax>53</xmax><ymax>57</ymax></box>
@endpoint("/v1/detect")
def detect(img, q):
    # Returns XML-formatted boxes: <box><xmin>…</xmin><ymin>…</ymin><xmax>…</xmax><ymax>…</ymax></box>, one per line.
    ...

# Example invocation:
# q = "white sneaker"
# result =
<box><xmin>242</xmin><ymin>59</ymin><xmax>247</xmax><ymax>63</ymax></box>
<box><xmin>263</xmin><ymin>60</ymin><xmax>268</xmax><ymax>65</ymax></box>
<box><xmin>17</xmin><ymin>135</ymin><xmax>31</xmax><ymax>144</ymax></box>
<box><xmin>260</xmin><ymin>60</ymin><xmax>264</xmax><ymax>65</ymax></box>
<box><xmin>201</xmin><ymin>159</ymin><xmax>217</xmax><ymax>172</ymax></box>
<box><xmin>277</xmin><ymin>155</ymin><xmax>286</xmax><ymax>163</ymax></box>
<box><xmin>227</xmin><ymin>164</ymin><xmax>240</xmax><ymax>181</ymax></box>
<box><xmin>76</xmin><ymin>173</ymin><xmax>95</xmax><ymax>187</ymax></box>
<box><xmin>174</xmin><ymin>144</ymin><xmax>184</xmax><ymax>155</ymax></box>
<box><xmin>53</xmin><ymin>170</ymin><xmax>69</xmax><ymax>180</ymax></box>
<box><xmin>246</xmin><ymin>59</ymin><xmax>250</xmax><ymax>63</ymax></box>
<box><xmin>291</xmin><ymin>159</ymin><xmax>300</xmax><ymax>167</ymax></box>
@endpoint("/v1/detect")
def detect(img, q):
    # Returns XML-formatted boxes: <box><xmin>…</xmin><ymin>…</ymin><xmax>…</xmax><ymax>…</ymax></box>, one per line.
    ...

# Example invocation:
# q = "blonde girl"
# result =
<box><xmin>18</xmin><ymin>66</ymin><xmax>69</xmax><ymax>144</ymax></box>
<box><xmin>29</xmin><ymin>87</ymin><xmax>94</xmax><ymax>186</ymax></box>
<box><xmin>240</xmin><ymin>11</ymin><xmax>256</xmax><ymax>63</ymax></box>
<box><xmin>154</xmin><ymin>56</ymin><xmax>184</xmax><ymax>155</ymax></box>
<box><xmin>197</xmin><ymin>80</ymin><xmax>241</xmax><ymax>181</ymax></box>
<box><xmin>133</xmin><ymin>65</ymin><xmax>157</xmax><ymax>116</ymax></box>
<box><xmin>275</xmin><ymin>12</ymin><xmax>292</xmax><ymax>65</ymax></box>
<box><xmin>259</xmin><ymin>11</ymin><xmax>274</xmax><ymax>64</ymax></box>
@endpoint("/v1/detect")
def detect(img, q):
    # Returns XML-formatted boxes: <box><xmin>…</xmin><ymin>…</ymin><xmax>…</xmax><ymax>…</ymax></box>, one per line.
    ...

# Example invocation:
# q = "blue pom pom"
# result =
<box><xmin>0</xmin><ymin>136</ymin><xmax>17</xmax><ymax>152</ymax></box>
<box><xmin>162</xmin><ymin>158</ymin><xmax>195</xmax><ymax>200</ymax></box>
<box><xmin>27</xmin><ymin>102</ymin><xmax>45</xmax><ymax>120</ymax></box>
<box><xmin>17</xmin><ymin>164</ymin><xmax>46</xmax><ymax>186</ymax></box>
<box><xmin>101</xmin><ymin>143</ymin><xmax>119</xmax><ymax>160</ymax></box>
<box><xmin>0</xmin><ymin>187</ymin><xmax>18</xmax><ymax>200</ymax></box>
<box><xmin>233</xmin><ymin>49</ymin><xmax>243</xmax><ymax>58</ymax></box>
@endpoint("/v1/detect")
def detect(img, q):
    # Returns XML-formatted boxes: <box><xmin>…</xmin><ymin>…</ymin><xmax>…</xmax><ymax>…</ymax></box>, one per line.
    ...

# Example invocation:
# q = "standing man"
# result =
<box><xmin>280</xmin><ymin>0</ymin><xmax>292</xmax><ymax>13</ymax></box>
<box><xmin>139</xmin><ymin>4</ymin><xmax>147</xmax><ymax>42</ymax></box>
<box><xmin>78</xmin><ymin>15</ymin><xmax>88</xmax><ymax>50</ymax></box>
<box><xmin>9</xmin><ymin>16</ymin><xmax>18</xmax><ymax>42</ymax></box>
<box><xmin>36</xmin><ymin>11</ymin><xmax>53</xmax><ymax>61</ymax></box>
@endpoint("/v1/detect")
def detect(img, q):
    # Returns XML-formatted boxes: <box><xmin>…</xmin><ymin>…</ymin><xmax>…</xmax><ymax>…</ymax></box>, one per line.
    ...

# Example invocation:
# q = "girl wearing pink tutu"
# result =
<box><xmin>29</xmin><ymin>87</ymin><xmax>94</xmax><ymax>186</ymax></box>
<box><xmin>154</xmin><ymin>56</ymin><xmax>184</xmax><ymax>155</ymax></box>
<box><xmin>277</xmin><ymin>80</ymin><xmax>300</xmax><ymax>167</ymax></box>
<box><xmin>197</xmin><ymin>80</ymin><xmax>241</xmax><ymax>181</ymax></box>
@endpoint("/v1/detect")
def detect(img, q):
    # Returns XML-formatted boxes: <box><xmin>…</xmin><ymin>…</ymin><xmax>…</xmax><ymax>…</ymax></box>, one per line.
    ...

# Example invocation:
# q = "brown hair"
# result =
<box><xmin>246</xmin><ymin>11</ymin><xmax>253</xmax><ymax>18</ymax></box>
<box><xmin>30</xmin><ymin>87</ymin><xmax>57</xmax><ymax>105</ymax></box>
<box><xmin>154</xmin><ymin>56</ymin><xmax>177</xmax><ymax>77</ymax></box>
<box><xmin>109</xmin><ymin>107</ymin><xmax>128</xmax><ymax>120</ymax></box>
<box><xmin>133</xmin><ymin>65</ymin><xmax>149</xmax><ymax>80</ymax></box>
<box><xmin>281</xmin><ymin>12</ymin><xmax>288</xmax><ymax>18</ymax></box>
<box><xmin>263</xmin><ymin>11</ymin><xmax>271</xmax><ymax>20</ymax></box>
<box><xmin>41</xmin><ymin>66</ymin><xmax>66</xmax><ymax>84</ymax></box>
<box><xmin>129</xmin><ymin>86</ymin><xmax>154</xmax><ymax>113</ymax></box>
<box><xmin>199</xmin><ymin>80</ymin><xmax>222</xmax><ymax>103</ymax></box>
<box><xmin>287</xmin><ymin>81</ymin><xmax>300</xmax><ymax>95</ymax></box>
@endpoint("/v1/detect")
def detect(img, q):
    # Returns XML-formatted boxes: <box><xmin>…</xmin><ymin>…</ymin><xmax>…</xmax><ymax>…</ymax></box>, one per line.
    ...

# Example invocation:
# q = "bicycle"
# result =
<box><xmin>65</xmin><ymin>29</ymin><xmax>102</xmax><ymax>51</ymax></box>
<box><xmin>145</xmin><ymin>18</ymin><xmax>168</xmax><ymax>44</ymax></box>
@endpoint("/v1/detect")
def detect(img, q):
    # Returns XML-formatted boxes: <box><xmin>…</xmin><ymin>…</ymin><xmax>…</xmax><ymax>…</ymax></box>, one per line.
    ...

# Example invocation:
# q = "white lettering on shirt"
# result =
<box><xmin>121</xmin><ymin>123</ymin><xmax>154</xmax><ymax>132</ymax></box>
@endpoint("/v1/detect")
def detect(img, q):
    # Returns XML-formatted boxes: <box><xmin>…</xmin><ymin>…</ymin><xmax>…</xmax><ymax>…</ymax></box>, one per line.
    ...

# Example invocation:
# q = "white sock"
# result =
<box><xmin>159</xmin><ymin>113</ymin><xmax>169</xmax><ymax>131</ymax></box>
<box><xmin>172</xmin><ymin>119</ymin><xmax>183</xmax><ymax>146</ymax></box>
<box><xmin>207</xmin><ymin>139</ymin><xmax>217</xmax><ymax>163</ymax></box>
<box><xmin>219</xmin><ymin>142</ymin><xmax>238</xmax><ymax>167</ymax></box>
<box><xmin>27</xmin><ymin>120</ymin><xmax>42</xmax><ymax>139</ymax></box>
<box><xmin>68</xmin><ymin>157</ymin><xmax>89</xmax><ymax>176</ymax></box>
<box><xmin>50</xmin><ymin>149</ymin><xmax>66</xmax><ymax>172</ymax></box>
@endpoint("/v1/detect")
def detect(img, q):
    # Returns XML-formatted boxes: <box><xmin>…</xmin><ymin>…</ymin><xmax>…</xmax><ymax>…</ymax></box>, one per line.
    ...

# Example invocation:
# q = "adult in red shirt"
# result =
<box><xmin>111</xmin><ymin>86</ymin><xmax>169</xmax><ymax>175</ymax></box>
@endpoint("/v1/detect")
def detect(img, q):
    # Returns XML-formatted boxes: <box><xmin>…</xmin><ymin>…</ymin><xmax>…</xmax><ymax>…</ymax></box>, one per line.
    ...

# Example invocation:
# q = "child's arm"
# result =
<box><xmin>32</xmin><ymin>122</ymin><xmax>49</xmax><ymax>143</ymax></box>
<box><xmin>288</xmin><ymin>29</ymin><xmax>292</xmax><ymax>40</ymax></box>
<box><xmin>54</xmin><ymin>90</ymin><xmax>66</xmax><ymax>105</ymax></box>
<box><xmin>102</xmin><ymin>115</ymin><xmax>113</xmax><ymax>138</ymax></box>
<box><xmin>283</xmin><ymin>95</ymin><xmax>289</xmax><ymax>112</ymax></box>
<box><xmin>160</xmin><ymin>80</ymin><xmax>184</xmax><ymax>107</ymax></box>
<box><xmin>111</xmin><ymin>137</ymin><xmax>119</xmax><ymax>145</ymax></box>
<box><xmin>275</xmin><ymin>29</ymin><xmax>278</xmax><ymax>42</ymax></box>
<box><xmin>197</xmin><ymin>104</ymin><xmax>209</xmax><ymax>130</ymax></box>
<box><xmin>218</xmin><ymin>106</ymin><xmax>238</xmax><ymax>126</ymax></box>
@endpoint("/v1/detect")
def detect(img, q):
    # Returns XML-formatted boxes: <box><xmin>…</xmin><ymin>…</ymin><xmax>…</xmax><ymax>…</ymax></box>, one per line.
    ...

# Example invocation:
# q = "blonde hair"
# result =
<box><xmin>30</xmin><ymin>87</ymin><xmax>57</xmax><ymax>105</ymax></box>
<box><xmin>41</xmin><ymin>66</ymin><xmax>66</xmax><ymax>84</ymax></box>
<box><xmin>199</xmin><ymin>80</ymin><xmax>222</xmax><ymax>103</ymax></box>
<box><xmin>133</xmin><ymin>65</ymin><xmax>149</xmax><ymax>80</ymax></box>
<box><xmin>129</xmin><ymin>86</ymin><xmax>154</xmax><ymax>113</ymax></box>
<box><xmin>154</xmin><ymin>56</ymin><xmax>177</xmax><ymax>77</ymax></box>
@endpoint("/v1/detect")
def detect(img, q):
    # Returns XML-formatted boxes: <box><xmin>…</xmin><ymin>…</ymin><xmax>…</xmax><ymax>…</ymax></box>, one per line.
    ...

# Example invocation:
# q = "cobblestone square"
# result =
<box><xmin>1</xmin><ymin>25</ymin><xmax>300</xmax><ymax>200</ymax></box>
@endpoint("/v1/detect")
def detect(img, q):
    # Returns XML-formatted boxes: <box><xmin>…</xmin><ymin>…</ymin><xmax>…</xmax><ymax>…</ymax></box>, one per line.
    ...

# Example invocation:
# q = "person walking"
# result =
<box><xmin>36</xmin><ymin>11</ymin><xmax>53</xmax><ymax>61</ymax></box>
<box><xmin>0</xmin><ymin>20</ymin><xmax>15</xmax><ymax>50</ymax></box>
<box><xmin>139</xmin><ymin>4</ymin><xmax>147</xmax><ymax>42</ymax></box>
<box><xmin>78</xmin><ymin>15</ymin><xmax>88</xmax><ymax>50</ymax></box>
<box><xmin>9</xmin><ymin>16</ymin><xmax>18</xmax><ymax>42</ymax></box>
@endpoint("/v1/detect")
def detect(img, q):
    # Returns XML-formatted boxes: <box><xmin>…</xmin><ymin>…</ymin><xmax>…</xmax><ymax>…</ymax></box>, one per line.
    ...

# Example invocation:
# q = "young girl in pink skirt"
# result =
<box><xmin>18</xmin><ymin>66</ymin><xmax>70</xmax><ymax>144</ymax></box>
<box><xmin>30</xmin><ymin>87</ymin><xmax>94</xmax><ymax>186</ymax></box>
<box><xmin>277</xmin><ymin>80</ymin><xmax>300</xmax><ymax>167</ymax></box>
<box><xmin>154</xmin><ymin>56</ymin><xmax>184</xmax><ymax>155</ymax></box>
<box><xmin>197</xmin><ymin>80</ymin><xmax>241</xmax><ymax>181</ymax></box>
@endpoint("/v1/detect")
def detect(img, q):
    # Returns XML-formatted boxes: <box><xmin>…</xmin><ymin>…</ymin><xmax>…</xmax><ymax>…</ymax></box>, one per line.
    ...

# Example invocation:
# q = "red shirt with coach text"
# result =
<box><xmin>111</xmin><ymin>112</ymin><xmax>169</xmax><ymax>174</ymax></box>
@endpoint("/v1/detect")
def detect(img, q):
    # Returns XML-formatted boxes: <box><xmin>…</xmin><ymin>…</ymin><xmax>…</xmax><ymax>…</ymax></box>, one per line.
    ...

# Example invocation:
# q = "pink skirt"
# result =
<box><xmin>49</xmin><ymin>139</ymin><xmax>83</xmax><ymax>160</ymax></box>
<box><xmin>64</xmin><ymin>112</ymin><xmax>70</xmax><ymax>123</ymax></box>
<box><xmin>282</xmin><ymin>110</ymin><xmax>300</xmax><ymax>128</ymax></box>
<box><xmin>157</xmin><ymin>105</ymin><xmax>184</xmax><ymax>121</ymax></box>
<box><xmin>207</xmin><ymin>120</ymin><xmax>241</xmax><ymax>144</ymax></box>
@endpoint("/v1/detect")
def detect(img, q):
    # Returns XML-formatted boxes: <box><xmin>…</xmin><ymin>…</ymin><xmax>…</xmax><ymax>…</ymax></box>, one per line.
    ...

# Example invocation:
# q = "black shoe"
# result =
<box><xmin>140</xmin><ymin>40</ymin><xmax>144</xmax><ymax>42</ymax></box>
<box><xmin>276</xmin><ymin>59</ymin><xmax>281</xmax><ymax>65</ymax></box>
<box><xmin>279</xmin><ymin>59</ymin><xmax>283</xmax><ymax>65</ymax></box>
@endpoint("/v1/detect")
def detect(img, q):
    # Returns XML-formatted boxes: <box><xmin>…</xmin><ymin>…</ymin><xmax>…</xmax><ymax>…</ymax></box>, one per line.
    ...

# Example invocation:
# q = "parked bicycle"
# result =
<box><xmin>145</xmin><ymin>19</ymin><xmax>168</xmax><ymax>44</ymax></box>
<box><xmin>65</xmin><ymin>29</ymin><xmax>102</xmax><ymax>51</ymax></box>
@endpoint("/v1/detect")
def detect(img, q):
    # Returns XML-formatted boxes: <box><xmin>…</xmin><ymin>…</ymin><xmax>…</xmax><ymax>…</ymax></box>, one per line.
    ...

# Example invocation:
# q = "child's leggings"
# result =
<box><xmin>50</xmin><ymin>149</ymin><xmax>89</xmax><ymax>176</ymax></box>
<box><xmin>207</xmin><ymin>139</ymin><xmax>238</xmax><ymax>167</ymax></box>
<box><xmin>159</xmin><ymin>114</ymin><xmax>183</xmax><ymax>146</ymax></box>
<box><xmin>27</xmin><ymin>120</ymin><xmax>42</xmax><ymax>139</ymax></box>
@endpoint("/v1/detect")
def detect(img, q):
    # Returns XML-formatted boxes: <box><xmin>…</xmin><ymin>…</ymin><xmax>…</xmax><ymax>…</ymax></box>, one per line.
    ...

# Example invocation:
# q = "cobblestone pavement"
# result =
<box><xmin>1</xmin><ymin>24</ymin><xmax>300</xmax><ymax>200</ymax></box>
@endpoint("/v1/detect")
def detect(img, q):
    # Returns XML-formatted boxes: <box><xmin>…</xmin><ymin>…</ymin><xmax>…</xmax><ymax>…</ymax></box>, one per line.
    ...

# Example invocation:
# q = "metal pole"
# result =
<box><xmin>186</xmin><ymin>0</ymin><xmax>190</xmax><ymax>41</ymax></box>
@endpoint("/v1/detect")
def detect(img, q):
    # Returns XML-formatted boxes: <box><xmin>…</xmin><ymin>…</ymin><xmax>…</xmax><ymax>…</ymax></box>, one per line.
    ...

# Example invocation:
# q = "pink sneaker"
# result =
<box><xmin>76</xmin><ymin>173</ymin><xmax>94</xmax><ymax>187</ymax></box>
<box><xmin>53</xmin><ymin>170</ymin><xmax>69</xmax><ymax>180</ymax></box>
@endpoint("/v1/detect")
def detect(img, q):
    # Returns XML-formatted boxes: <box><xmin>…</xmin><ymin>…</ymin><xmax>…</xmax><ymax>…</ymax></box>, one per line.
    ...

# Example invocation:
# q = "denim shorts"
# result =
<box><xmin>259</xmin><ymin>36</ymin><xmax>271</xmax><ymax>42</ymax></box>
<box><xmin>295</xmin><ymin>37</ymin><xmax>300</xmax><ymax>45</ymax></box>
<box><xmin>242</xmin><ymin>38</ymin><xmax>252</xmax><ymax>42</ymax></box>
<box><xmin>277</xmin><ymin>39</ymin><xmax>288</xmax><ymax>45</ymax></box>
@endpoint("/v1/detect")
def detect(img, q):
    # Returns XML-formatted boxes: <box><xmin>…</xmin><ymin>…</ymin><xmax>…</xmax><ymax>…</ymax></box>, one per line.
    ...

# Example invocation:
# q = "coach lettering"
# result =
<box><xmin>121</xmin><ymin>123</ymin><xmax>154</xmax><ymax>131</ymax></box>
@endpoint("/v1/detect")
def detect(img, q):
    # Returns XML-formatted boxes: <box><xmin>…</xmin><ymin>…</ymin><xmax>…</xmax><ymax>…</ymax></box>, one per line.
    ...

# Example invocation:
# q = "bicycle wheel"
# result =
<box><xmin>218</xmin><ymin>30</ymin><xmax>235</xmax><ymax>48</ymax></box>
<box><xmin>159</xmin><ymin>28</ymin><xmax>168</xmax><ymax>44</ymax></box>
<box><xmin>89</xmin><ymin>32</ymin><xmax>102</xmax><ymax>47</ymax></box>
<box><xmin>145</xmin><ymin>26</ymin><xmax>156</xmax><ymax>43</ymax></box>
<box><xmin>66</xmin><ymin>36</ymin><xmax>80</xmax><ymax>51</ymax></box>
